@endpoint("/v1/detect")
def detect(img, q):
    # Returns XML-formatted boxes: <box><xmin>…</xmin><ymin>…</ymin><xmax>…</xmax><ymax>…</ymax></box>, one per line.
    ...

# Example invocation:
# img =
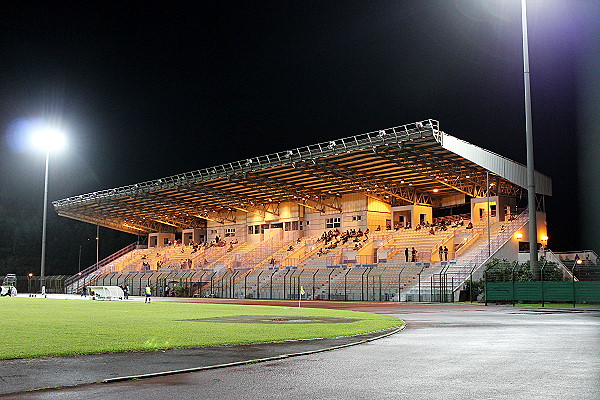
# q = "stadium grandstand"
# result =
<box><xmin>55</xmin><ymin>119</ymin><xmax>561</xmax><ymax>301</ymax></box>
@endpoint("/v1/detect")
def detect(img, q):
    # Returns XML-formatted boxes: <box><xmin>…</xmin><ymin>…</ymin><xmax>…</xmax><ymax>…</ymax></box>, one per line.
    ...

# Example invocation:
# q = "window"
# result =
<box><xmin>225</xmin><ymin>228</ymin><xmax>235</xmax><ymax>237</ymax></box>
<box><xmin>270</xmin><ymin>223</ymin><xmax>283</xmax><ymax>229</ymax></box>
<box><xmin>292</xmin><ymin>221</ymin><xmax>299</xmax><ymax>231</ymax></box>
<box><xmin>326</xmin><ymin>217</ymin><xmax>341</xmax><ymax>228</ymax></box>
<box><xmin>248</xmin><ymin>226</ymin><xmax>254</xmax><ymax>235</ymax></box>
<box><xmin>352</xmin><ymin>215</ymin><xmax>362</xmax><ymax>221</ymax></box>
<box><xmin>284</xmin><ymin>222</ymin><xmax>291</xmax><ymax>231</ymax></box>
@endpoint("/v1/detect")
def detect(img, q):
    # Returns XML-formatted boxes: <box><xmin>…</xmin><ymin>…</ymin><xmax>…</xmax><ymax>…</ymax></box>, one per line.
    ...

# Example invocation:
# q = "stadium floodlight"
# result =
<box><xmin>31</xmin><ymin>123</ymin><xmax>67</xmax><ymax>292</ymax></box>
<box><xmin>31</xmin><ymin>127</ymin><xmax>66</xmax><ymax>152</ymax></box>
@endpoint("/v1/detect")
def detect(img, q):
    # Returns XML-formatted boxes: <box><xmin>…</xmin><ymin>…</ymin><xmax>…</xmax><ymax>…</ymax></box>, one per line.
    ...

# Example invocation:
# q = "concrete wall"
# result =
<box><xmin>148</xmin><ymin>232</ymin><xmax>175</xmax><ymax>248</ymax></box>
<box><xmin>413</xmin><ymin>205</ymin><xmax>433</xmax><ymax>226</ymax></box>
<box><xmin>471</xmin><ymin>196</ymin><xmax>517</xmax><ymax>224</ymax></box>
<box><xmin>182</xmin><ymin>228</ymin><xmax>206</xmax><ymax>245</ymax></box>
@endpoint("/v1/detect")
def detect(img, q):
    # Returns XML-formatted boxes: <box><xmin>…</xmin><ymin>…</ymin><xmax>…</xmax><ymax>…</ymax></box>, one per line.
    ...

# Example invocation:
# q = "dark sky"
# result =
<box><xmin>1</xmin><ymin>0</ymin><xmax>599</xmax><ymax>272</ymax></box>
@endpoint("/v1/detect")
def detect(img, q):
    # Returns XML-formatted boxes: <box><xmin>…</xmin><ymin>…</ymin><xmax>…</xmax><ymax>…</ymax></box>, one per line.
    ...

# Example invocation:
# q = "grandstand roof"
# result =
<box><xmin>53</xmin><ymin>120</ymin><xmax>552</xmax><ymax>235</ymax></box>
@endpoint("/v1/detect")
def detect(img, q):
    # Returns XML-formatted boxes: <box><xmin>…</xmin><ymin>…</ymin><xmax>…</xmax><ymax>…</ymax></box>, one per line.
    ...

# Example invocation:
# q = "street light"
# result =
<box><xmin>79</xmin><ymin>238</ymin><xmax>92</xmax><ymax>273</ymax></box>
<box><xmin>520</xmin><ymin>0</ymin><xmax>539</xmax><ymax>279</ymax></box>
<box><xmin>28</xmin><ymin>273</ymin><xmax>33</xmax><ymax>295</ymax></box>
<box><xmin>31</xmin><ymin>124</ymin><xmax>66</xmax><ymax>292</ymax></box>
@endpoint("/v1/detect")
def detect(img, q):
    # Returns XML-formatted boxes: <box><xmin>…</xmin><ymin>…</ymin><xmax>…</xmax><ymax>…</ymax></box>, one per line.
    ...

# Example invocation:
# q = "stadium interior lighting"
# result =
<box><xmin>515</xmin><ymin>232</ymin><xmax>523</xmax><ymax>240</ymax></box>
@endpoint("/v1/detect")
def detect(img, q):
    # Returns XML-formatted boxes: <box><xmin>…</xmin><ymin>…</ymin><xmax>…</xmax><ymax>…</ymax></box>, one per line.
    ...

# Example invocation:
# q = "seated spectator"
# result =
<box><xmin>466</xmin><ymin>222</ymin><xmax>473</xmax><ymax>229</ymax></box>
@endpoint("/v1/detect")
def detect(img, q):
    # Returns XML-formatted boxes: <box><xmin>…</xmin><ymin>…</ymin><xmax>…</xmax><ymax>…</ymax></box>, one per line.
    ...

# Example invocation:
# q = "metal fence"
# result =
<box><xmin>483</xmin><ymin>260</ymin><xmax>600</xmax><ymax>306</ymax></box>
<box><xmin>12</xmin><ymin>275</ymin><xmax>70</xmax><ymax>294</ymax></box>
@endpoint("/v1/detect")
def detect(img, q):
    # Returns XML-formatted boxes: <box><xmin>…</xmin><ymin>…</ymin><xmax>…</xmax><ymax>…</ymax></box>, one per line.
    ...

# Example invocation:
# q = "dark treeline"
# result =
<box><xmin>0</xmin><ymin>197</ymin><xmax>135</xmax><ymax>277</ymax></box>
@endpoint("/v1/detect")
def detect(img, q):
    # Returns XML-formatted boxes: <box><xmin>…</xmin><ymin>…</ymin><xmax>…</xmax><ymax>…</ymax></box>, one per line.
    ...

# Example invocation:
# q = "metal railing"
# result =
<box><xmin>484</xmin><ymin>260</ymin><xmax>600</xmax><ymax>307</ymax></box>
<box><xmin>451</xmin><ymin>209</ymin><xmax>529</xmax><ymax>291</ymax></box>
<box><xmin>65</xmin><ymin>242</ymin><xmax>139</xmax><ymax>288</ymax></box>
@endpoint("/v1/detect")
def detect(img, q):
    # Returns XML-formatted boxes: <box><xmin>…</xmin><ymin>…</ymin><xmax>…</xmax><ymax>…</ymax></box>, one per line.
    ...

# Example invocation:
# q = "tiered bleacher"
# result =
<box><xmin>67</xmin><ymin>212</ymin><xmax>535</xmax><ymax>302</ymax></box>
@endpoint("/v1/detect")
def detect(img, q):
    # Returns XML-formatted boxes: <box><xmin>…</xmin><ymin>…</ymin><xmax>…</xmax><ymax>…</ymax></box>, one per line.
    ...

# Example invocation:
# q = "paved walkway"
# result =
<box><xmin>2</xmin><ymin>299</ymin><xmax>599</xmax><ymax>399</ymax></box>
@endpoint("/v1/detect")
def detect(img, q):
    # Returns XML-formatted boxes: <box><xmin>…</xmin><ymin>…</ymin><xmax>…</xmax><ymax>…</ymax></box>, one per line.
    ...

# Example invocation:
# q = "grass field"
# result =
<box><xmin>0</xmin><ymin>298</ymin><xmax>402</xmax><ymax>359</ymax></box>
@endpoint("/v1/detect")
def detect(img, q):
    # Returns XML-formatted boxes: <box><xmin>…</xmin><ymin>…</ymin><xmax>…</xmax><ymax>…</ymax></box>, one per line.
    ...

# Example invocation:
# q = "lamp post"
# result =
<box><xmin>28</xmin><ymin>273</ymin><xmax>33</xmax><ymax>294</ymax></box>
<box><xmin>32</xmin><ymin>125</ymin><xmax>65</xmax><ymax>292</ymax></box>
<box><xmin>520</xmin><ymin>0</ymin><xmax>539</xmax><ymax>279</ymax></box>
<box><xmin>78</xmin><ymin>238</ymin><xmax>92</xmax><ymax>273</ymax></box>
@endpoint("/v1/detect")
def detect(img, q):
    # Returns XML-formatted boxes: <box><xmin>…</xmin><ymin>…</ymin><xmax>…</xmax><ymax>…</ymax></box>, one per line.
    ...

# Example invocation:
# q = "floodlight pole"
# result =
<box><xmin>521</xmin><ymin>0</ymin><xmax>539</xmax><ymax>279</ymax></box>
<box><xmin>96</xmin><ymin>225</ymin><xmax>100</xmax><ymax>269</ymax></box>
<box><xmin>39</xmin><ymin>150</ymin><xmax>50</xmax><ymax>292</ymax></box>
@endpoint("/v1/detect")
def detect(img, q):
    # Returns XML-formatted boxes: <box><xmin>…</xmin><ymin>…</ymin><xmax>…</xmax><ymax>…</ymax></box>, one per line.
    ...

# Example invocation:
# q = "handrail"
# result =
<box><xmin>428</xmin><ymin>229</ymin><xmax>456</xmax><ymax>261</ymax></box>
<box><xmin>543</xmin><ymin>249</ymin><xmax>578</xmax><ymax>282</ymax></box>
<box><xmin>451</xmin><ymin>209</ymin><xmax>529</xmax><ymax>291</ymax></box>
<box><xmin>65</xmin><ymin>242</ymin><xmax>139</xmax><ymax>286</ymax></box>
<box><xmin>454</xmin><ymin>230</ymin><xmax>481</xmax><ymax>258</ymax></box>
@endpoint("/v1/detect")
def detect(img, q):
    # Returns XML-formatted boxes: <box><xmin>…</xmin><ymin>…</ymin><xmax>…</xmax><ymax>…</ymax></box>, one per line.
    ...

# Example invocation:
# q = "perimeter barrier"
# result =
<box><xmin>483</xmin><ymin>260</ymin><xmax>600</xmax><ymax>307</ymax></box>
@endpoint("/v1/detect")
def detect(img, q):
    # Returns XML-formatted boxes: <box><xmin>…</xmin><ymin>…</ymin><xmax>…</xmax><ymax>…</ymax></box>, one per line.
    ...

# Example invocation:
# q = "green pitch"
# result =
<box><xmin>0</xmin><ymin>298</ymin><xmax>402</xmax><ymax>359</ymax></box>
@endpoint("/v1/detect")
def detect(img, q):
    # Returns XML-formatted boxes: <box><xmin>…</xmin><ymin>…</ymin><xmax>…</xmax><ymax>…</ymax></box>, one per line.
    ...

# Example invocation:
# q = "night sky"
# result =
<box><xmin>1</xmin><ymin>0</ymin><xmax>599</xmax><ymax>275</ymax></box>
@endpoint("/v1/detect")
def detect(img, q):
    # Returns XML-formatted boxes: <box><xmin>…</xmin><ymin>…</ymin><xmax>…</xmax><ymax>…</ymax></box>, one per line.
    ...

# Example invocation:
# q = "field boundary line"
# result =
<box><xmin>102</xmin><ymin>325</ymin><xmax>405</xmax><ymax>384</ymax></box>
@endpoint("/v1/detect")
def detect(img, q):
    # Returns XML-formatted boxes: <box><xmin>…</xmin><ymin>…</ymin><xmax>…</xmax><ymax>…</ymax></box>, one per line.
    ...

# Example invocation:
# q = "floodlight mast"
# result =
<box><xmin>34</xmin><ymin>126</ymin><xmax>66</xmax><ymax>293</ymax></box>
<box><xmin>40</xmin><ymin>149</ymin><xmax>50</xmax><ymax>292</ymax></box>
<box><xmin>521</xmin><ymin>0</ymin><xmax>539</xmax><ymax>279</ymax></box>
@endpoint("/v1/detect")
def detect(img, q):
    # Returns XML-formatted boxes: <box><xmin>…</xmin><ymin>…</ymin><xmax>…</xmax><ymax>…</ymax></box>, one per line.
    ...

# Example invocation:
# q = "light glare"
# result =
<box><xmin>31</xmin><ymin>127</ymin><xmax>66</xmax><ymax>152</ymax></box>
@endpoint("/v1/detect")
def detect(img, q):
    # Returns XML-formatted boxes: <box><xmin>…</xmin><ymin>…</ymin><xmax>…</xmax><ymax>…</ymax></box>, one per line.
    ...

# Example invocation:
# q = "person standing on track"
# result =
<box><xmin>144</xmin><ymin>286</ymin><xmax>152</xmax><ymax>303</ymax></box>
